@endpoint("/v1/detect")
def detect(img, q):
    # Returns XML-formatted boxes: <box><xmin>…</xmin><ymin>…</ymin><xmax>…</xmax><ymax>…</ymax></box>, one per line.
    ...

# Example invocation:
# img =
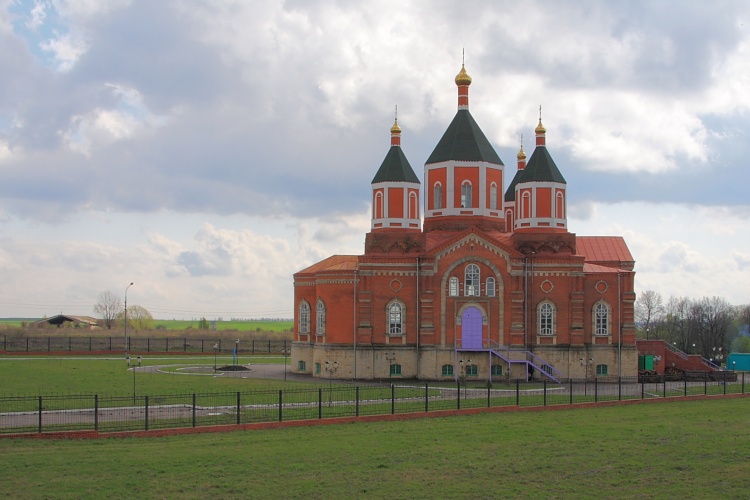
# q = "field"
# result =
<box><xmin>0</xmin><ymin>318</ymin><xmax>293</xmax><ymax>333</ymax></box>
<box><xmin>0</xmin><ymin>398</ymin><xmax>748</xmax><ymax>498</ymax></box>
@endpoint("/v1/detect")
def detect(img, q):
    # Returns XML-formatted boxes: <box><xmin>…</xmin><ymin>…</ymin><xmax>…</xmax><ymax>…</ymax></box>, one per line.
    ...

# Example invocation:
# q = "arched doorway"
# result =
<box><xmin>461</xmin><ymin>307</ymin><xmax>483</xmax><ymax>349</ymax></box>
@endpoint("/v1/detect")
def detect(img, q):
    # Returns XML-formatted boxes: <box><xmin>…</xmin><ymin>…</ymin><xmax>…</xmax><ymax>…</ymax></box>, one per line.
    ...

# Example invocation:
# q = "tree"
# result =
<box><xmin>117</xmin><ymin>305</ymin><xmax>154</xmax><ymax>331</ymax></box>
<box><xmin>731</xmin><ymin>335</ymin><xmax>750</xmax><ymax>353</ymax></box>
<box><xmin>635</xmin><ymin>290</ymin><xmax>664</xmax><ymax>337</ymax></box>
<box><xmin>93</xmin><ymin>290</ymin><xmax>123</xmax><ymax>329</ymax></box>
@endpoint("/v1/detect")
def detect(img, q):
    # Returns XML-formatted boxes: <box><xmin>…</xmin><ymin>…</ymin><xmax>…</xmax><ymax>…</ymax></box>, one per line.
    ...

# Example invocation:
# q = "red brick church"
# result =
<box><xmin>292</xmin><ymin>64</ymin><xmax>637</xmax><ymax>381</ymax></box>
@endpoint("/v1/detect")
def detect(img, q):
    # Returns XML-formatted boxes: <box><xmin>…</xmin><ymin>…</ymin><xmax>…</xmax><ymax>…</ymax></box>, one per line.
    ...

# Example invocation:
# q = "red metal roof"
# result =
<box><xmin>576</xmin><ymin>236</ymin><xmax>633</xmax><ymax>264</ymax></box>
<box><xmin>296</xmin><ymin>255</ymin><xmax>358</xmax><ymax>274</ymax></box>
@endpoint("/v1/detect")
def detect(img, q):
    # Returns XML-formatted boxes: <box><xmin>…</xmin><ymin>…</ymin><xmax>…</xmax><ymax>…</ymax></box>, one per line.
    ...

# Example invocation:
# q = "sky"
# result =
<box><xmin>0</xmin><ymin>0</ymin><xmax>749</xmax><ymax>320</ymax></box>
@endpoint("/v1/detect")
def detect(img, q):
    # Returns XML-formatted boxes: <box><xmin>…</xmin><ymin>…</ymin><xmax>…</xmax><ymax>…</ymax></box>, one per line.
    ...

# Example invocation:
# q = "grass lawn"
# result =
<box><xmin>0</xmin><ymin>398</ymin><xmax>748</xmax><ymax>498</ymax></box>
<box><xmin>0</xmin><ymin>355</ymin><xmax>297</xmax><ymax>396</ymax></box>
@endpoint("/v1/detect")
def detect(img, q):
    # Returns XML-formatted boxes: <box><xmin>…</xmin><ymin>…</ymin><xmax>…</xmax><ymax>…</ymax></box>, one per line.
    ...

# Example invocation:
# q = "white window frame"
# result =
<box><xmin>316</xmin><ymin>299</ymin><xmax>326</xmax><ymax>336</ymax></box>
<box><xmin>539</xmin><ymin>302</ymin><xmax>555</xmax><ymax>336</ymax></box>
<box><xmin>449</xmin><ymin>276</ymin><xmax>459</xmax><ymax>297</ymax></box>
<box><xmin>461</xmin><ymin>181</ymin><xmax>473</xmax><ymax>208</ymax></box>
<box><xmin>486</xmin><ymin>277</ymin><xmax>495</xmax><ymax>297</ymax></box>
<box><xmin>464</xmin><ymin>264</ymin><xmax>480</xmax><ymax>297</ymax></box>
<box><xmin>434</xmin><ymin>183</ymin><xmax>443</xmax><ymax>210</ymax></box>
<box><xmin>594</xmin><ymin>302</ymin><xmax>609</xmax><ymax>336</ymax></box>
<box><xmin>388</xmin><ymin>301</ymin><xmax>404</xmax><ymax>335</ymax></box>
<box><xmin>299</xmin><ymin>301</ymin><xmax>310</xmax><ymax>334</ymax></box>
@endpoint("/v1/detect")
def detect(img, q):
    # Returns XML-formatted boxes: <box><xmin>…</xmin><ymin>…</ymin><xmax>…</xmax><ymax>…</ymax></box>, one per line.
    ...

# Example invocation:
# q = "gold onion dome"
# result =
<box><xmin>535</xmin><ymin>119</ymin><xmax>546</xmax><ymax>135</ymax></box>
<box><xmin>391</xmin><ymin>118</ymin><xmax>401</xmax><ymax>135</ymax></box>
<box><xmin>517</xmin><ymin>146</ymin><xmax>526</xmax><ymax>160</ymax></box>
<box><xmin>455</xmin><ymin>64</ymin><xmax>472</xmax><ymax>86</ymax></box>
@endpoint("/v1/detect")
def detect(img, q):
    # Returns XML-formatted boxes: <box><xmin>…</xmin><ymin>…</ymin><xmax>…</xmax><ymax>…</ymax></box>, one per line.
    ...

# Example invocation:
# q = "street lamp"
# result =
<box><xmin>283</xmin><ymin>346</ymin><xmax>291</xmax><ymax>381</ymax></box>
<box><xmin>325</xmin><ymin>360</ymin><xmax>338</xmax><ymax>406</ymax></box>
<box><xmin>692</xmin><ymin>343</ymin><xmax>696</xmax><ymax>355</ymax></box>
<box><xmin>127</xmin><ymin>355</ymin><xmax>142</xmax><ymax>404</ymax></box>
<box><xmin>459</xmin><ymin>358</ymin><xmax>471</xmax><ymax>397</ymax></box>
<box><xmin>712</xmin><ymin>346</ymin><xmax>724</xmax><ymax>367</ymax></box>
<box><xmin>385</xmin><ymin>352</ymin><xmax>396</xmax><ymax>381</ymax></box>
<box><xmin>124</xmin><ymin>282</ymin><xmax>133</xmax><ymax>357</ymax></box>
<box><xmin>646</xmin><ymin>328</ymin><xmax>650</xmax><ymax>340</ymax></box>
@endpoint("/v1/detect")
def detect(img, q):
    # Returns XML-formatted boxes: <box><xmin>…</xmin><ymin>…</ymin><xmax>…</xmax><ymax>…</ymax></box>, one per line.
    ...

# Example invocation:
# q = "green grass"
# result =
<box><xmin>0</xmin><ymin>356</ymin><xmax>299</xmax><ymax>396</ymax></box>
<box><xmin>0</xmin><ymin>398</ymin><xmax>748</xmax><ymax>498</ymax></box>
<box><xmin>151</xmin><ymin>319</ymin><xmax>292</xmax><ymax>332</ymax></box>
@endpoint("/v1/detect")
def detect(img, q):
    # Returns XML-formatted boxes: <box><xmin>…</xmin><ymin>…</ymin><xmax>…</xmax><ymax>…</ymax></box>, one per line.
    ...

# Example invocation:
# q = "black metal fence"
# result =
<box><xmin>0</xmin><ymin>336</ymin><xmax>290</xmax><ymax>354</ymax></box>
<box><xmin>0</xmin><ymin>373</ymin><xmax>745</xmax><ymax>436</ymax></box>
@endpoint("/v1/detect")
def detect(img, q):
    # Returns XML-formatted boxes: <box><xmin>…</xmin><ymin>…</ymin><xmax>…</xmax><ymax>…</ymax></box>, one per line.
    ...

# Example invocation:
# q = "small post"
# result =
<box><xmin>278</xmin><ymin>390</ymin><xmax>283</xmax><ymax>422</ymax></box>
<box><xmin>94</xmin><ymin>394</ymin><xmax>99</xmax><ymax>431</ymax></box>
<box><xmin>594</xmin><ymin>377</ymin><xmax>598</xmax><ymax>403</ymax></box>
<box><xmin>38</xmin><ymin>396</ymin><xmax>43</xmax><ymax>433</ymax></box>
<box><xmin>425</xmin><ymin>382</ymin><xmax>429</xmax><ymax>413</ymax></box>
<box><xmin>391</xmin><ymin>384</ymin><xmax>395</xmax><ymax>415</ymax></box>
<box><xmin>543</xmin><ymin>380</ymin><xmax>547</xmax><ymax>406</ymax></box>
<box><xmin>318</xmin><ymin>388</ymin><xmax>322</xmax><ymax>419</ymax></box>
<box><xmin>457</xmin><ymin>379</ymin><xmax>461</xmax><ymax>410</ymax></box>
<box><xmin>145</xmin><ymin>396</ymin><xmax>149</xmax><ymax>431</ymax></box>
<box><xmin>356</xmin><ymin>386</ymin><xmax>360</xmax><ymax>417</ymax></box>
<box><xmin>236</xmin><ymin>392</ymin><xmax>241</xmax><ymax>425</ymax></box>
<box><xmin>618</xmin><ymin>377</ymin><xmax>622</xmax><ymax>401</ymax></box>
<box><xmin>516</xmin><ymin>379</ymin><xmax>520</xmax><ymax>406</ymax></box>
<box><xmin>192</xmin><ymin>393</ymin><xmax>197</xmax><ymax>428</ymax></box>
<box><xmin>570</xmin><ymin>379</ymin><xmax>574</xmax><ymax>405</ymax></box>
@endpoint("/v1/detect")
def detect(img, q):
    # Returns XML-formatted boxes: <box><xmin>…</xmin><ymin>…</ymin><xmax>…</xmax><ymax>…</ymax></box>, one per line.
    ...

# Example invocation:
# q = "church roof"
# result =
<box><xmin>424</xmin><ymin>228</ymin><xmax>520</xmax><ymax>257</ymax></box>
<box><xmin>371</xmin><ymin>146</ymin><xmax>420</xmax><ymax>184</ymax></box>
<box><xmin>295</xmin><ymin>255</ymin><xmax>358</xmax><ymax>274</ymax></box>
<box><xmin>576</xmin><ymin>236</ymin><xmax>633</xmax><ymax>266</ymax></box>
<box><xmin>425</xmin><ymin>110</ymin><xmax>504</xmax><ymax>165</ymax></box>
<box><xmin>518</xmin><ymin>146</ymin><xmax>566</xmax><ymax>184</ymax></box>
<box><xmin>504</xmin><ymin>168</ymin><xmax>523</xmax><ymax>202</ymax></box>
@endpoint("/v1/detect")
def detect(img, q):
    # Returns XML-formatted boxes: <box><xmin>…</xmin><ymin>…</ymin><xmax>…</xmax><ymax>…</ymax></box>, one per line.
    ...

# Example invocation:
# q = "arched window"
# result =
<box><xmin>556</xmin><ymin>191</ymin><xmax>565</xmax><ymax>218</ymax></box>
<box><xmin>449</xmin><ymin>276</ymin><xmax>459</xmax><ymax>297</ymax></box>
<box><xmin>505</xmin><ymin>209</ymin><xmax>514</xmax><ymax>231</ymax></box>
<box><xmin>434</xmin><ymin>183</ymin><xmax>443</xmax><ymax>210</ymax></box>
<box><xmin>465</xmin><ymin>264</ymin><xmax>480</xmax><ymax>296</ymax></box>
<box><xmin>490</xmin><ymin>183</ymin><xmax>498</xmax><ymax>210</ymax></box>
<box><xmin>539</xmin><ymin>302</ymin><xmax>555</xmax><ymax>336</ymax></box>
<box><xmin>389</xmin><ymin>302</ymin><xmax>403</xmax><ymax>335</ymax></box>
<box><xmin>521</xmin><ymin>191</ymin><xmax>531</xmax><ymax>219</ymax></box>
<box><xmin>461</xmin><ymin>182</ymin><xmax>473</xmax><ymax>208</ymax></box>
<box><xmin>409</xmin><ymin>192</ymin><xmax>418</xmax><ymax>219</ymax></box>
<box><xmin>486</xmin><ymin>277</ymin><xmax>496</xmax><ymax>297</ymax></box>
<box><xmin>374</xmin><ymin>191</ymin><xmax>384</xmax><ymax>219</ymax></box>
<box><xmin>316</xmin><ymin>299</ymin><xmax>326</xmax><ymax>335</ymax></box>
<box><xmin>595</xmin><ymin>302</ymin><xmax>609</xmax><ymax>336</ymax></box>
<box><xmin>299</xmin><ymin>301</ymin><xmax>310</xmax><ymax>334</ymax></box>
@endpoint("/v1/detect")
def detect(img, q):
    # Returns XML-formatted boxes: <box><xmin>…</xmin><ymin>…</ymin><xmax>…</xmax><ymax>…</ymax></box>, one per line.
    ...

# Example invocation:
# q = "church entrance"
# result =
<box><xmin>461</xmin><ymin>307</ymin><xmax>483</xmax><ymax>349</ymax></box>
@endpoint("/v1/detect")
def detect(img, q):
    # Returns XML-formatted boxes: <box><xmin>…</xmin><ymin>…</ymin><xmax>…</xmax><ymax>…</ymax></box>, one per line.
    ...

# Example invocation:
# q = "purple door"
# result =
<box><xmin>461</xmin><ymin>307</ymin><xmax>483</xmax><ymax>349</ymax></box>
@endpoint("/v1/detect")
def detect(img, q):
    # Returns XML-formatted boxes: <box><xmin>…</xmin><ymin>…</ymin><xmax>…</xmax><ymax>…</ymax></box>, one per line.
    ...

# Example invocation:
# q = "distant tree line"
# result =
<box><xmin>635</xmin><ymin>290</ymin><xmax>750</xmax><ymax>356</ymax></box>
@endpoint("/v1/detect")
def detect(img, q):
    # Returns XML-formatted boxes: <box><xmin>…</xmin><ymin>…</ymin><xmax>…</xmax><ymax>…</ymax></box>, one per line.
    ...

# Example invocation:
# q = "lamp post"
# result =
<box><xmin>712</xmin><ymin>346</ymin><xmax>724</xmax><ymax>367</ymax></box>
<box><xmin>385</xmin><ymin>352</ymin><xmax>396</xmax><ymax>381</ymax></box>
<box><xmin>459</xmin><ymin>358</ymin><xmax>471</xmax><ymax>397</ymax></box>
<box><xmin>325</xmin><ymin>360</ymin><xmax>338</xmax><ymax>406</ymax></box>
<box><xmin>692</xmin><ymin>343</ymin><xmax>696</xmax><ymax>355</ymax></box>
<box><xmin>213</xmin><ymin>343</ymin><xmax>219</xmax><ymax>372</ymax></box>
<box><xmin>124</xmin><ymin>282</ymin><xmax>133</xmax><ymax>357</ymax></box>
<box><xmin>127</xmin><ymin>355</ymin><xmax>142</xmax><ymax>404</ymax></box>
<box><xmin>646</xmin><ymin>327</ymin><xmax>650</xmax><ymax>340</ymax></box>
<box><xmin>283</xmin><ymin>346</ymin><xmax>291</xmax><ymax>381</ymax></box>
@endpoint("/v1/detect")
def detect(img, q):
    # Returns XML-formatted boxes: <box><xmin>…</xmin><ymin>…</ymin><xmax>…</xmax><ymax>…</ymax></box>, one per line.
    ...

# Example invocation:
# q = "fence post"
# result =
<box><xmin>89</xmin><ymin>337</ymin><xmax>92</xmax><ymax>352</ymax></box>
<box><xmin>425</xmin><ymin>382</ymin><xmax>429</xmax><ymax>413</ymax></box>
<box><xmin>252</xmin><ymin>340</ymin><xmax>255</xmax><ymax>354</ymax></box>
<box><xmin>356</xmin><ymin>386</ymin><xmax>360</xmax><ymax>417</ymax></box>
<box><xmin>618</xmin><ymin>377</ymin><xmax>622</xmax><ymax>401</ymax></box>
<box><xmin>543</xmin><ymin>380</ymin><xmax>547</xmax><ymax>406</ymax></box>
<box><xmin>37</xmin><ymin>396</ymin><xmax>43</xmax><ymax>433</ymax></box>
<box><xmin>147</xmin><ymin>338</ymin><xmax>150</xmax><ymax>352</ymax></box>
<box><xmin>568</xmin><ymin>378</ymin><xmax>573</xmax><ymax>404</ymax></box>
<box><xmin>145</xmin><ymin>396</ymin><xmax>149</xmax><ymax>431</ymax></box>
<box><xmin>516</xmin><ymin>379</ymin><xmax>520</xmax><ymax>406</ymax></box>
<box><xmin>166</xmin><ymin>338</ymin><xmax>169</xmax><ymax>353</ymax></box>
<box><xmin>594</xmin><ymin>377</ymin><xmax>598</xmax><ymax>403</ymax></box>
<box><xmin>487</xmin><ymin>382</ymin><xmax>491</xmax><ymax>408</ymax></box>
<box><xmin>48</xmin><ymin>337</ymin><xmax>50</xmax><ymax>352</ymax></box>
<box><xmin>268</xmin><ymin>340</ymin><xmax>271</xmax><ymax>353</ymax></box>
<box><xmin>391</xmin><ymin>384</ymin><xmax>395</xmax><ymax>414</ymax></box>
<box><xmin>457</xmin><ymin>379</ymin><xmax>461</xmax><ymax>410</ymax></box>
<box><xmin>684</xmin><ymin>377</ymin><xmax>687</xmax><ymax>396</ymax></box>
<box><xmin>94</xmin><ymin>395</ymin><xmax>99</xmax><ymax>431</ymax></box>
<box><xmin>663</xmin><ymin>376</ymin><xmax>667</xmax><ymax>398</ymax></box>
<box><xmin>26</xmin><ymin>337</ymin><xmax>29</xmax><ymax>352</ymax></box>
<box><xmin>192</xmin><ymin>394</ymin><xmax>197</xmax><ymax>427</ymax></box>
<box><xmin>724</xmin><ymin>371</ymin><xmax>727</xmax><ymax>395</ymax></box>
<box><xmin>704</xmin><ymin>372</ymin><xmax>708</xmax><ymax>395</ymax></box>
<box><xmin>278</xmin><ymin>390</ymin><xmax>283</xmax><ymax>422</ymax></box>
<box><xmin>318</xmin><ymin>388</ymin><xmax>322</xmax><ymax>419</ymax></box>
<box><xmin>184</xmin><ymin>338</ymin><xmax>187</xmax><ymax>353</ymax></box>
<box><xmin>743</xmin><ymin>373</ymin><xmax>745</xmax><ymax>394</ymax></box>
<box><xmin>201</xmin><ymin>339</ymin><xmax>204</xmax><ymax>353</ymax></box>
<box><xmin>641</xmin><ymin>377</ymin><xmax>644</xmax><ymax>400</ymax></box>
<box><xmin>236</xmin><ymin>392</ymin><xmax>241</xmax><ymax>425</ymax></box>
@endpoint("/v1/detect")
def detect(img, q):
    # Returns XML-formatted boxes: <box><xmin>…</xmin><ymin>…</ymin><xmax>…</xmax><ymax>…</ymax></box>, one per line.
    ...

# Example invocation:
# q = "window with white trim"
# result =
<box><xmin>539</xmin><ymin>302</ymin><xmax>555</xmax><ymax>336</ymax></box>
<box><xmin>595</xmin><ymin>302</ymin><xmax>609</xmax><ymax>336</ymax></box>
<box><xmin>434</xmin><ymin>183</ymin><xmax>443</xmax><ymax>210</ymax></box>
<box><xmin>299</xmin><ymin>301</ymin><xmax>310</xmax><ymax>334</ymax></box>
<box><xmin>490</xmin><ymin>183</ymin><xmax>498</xmax><ymax>210</ymax></box>
<box><xmin>486</xmin><ymin>277</ymin><xmax>495</xmax><ymax>297</ymax></box>
<box><xmin>449</xmin><ymin>276</ymin><xmax>459</xmax><ymax>297</ymax></box>
<box><xmin>461</xmin><ymin>182</ymin><xmax>472</xmax><ymax>208</ymax></box>
<box><xmin>389</xmin><ymin>302</ymin><xmax>403</xmax><ymax>335</ymax></box>
<box><xmin>316</xmin><ymin>299</ymin><xmax>326</xmax><ymax>335</ymax></box>
<box><xmin>465</xmin><ymin>264</ymin><xmax>480</xmax><ymax>297</ymax></box>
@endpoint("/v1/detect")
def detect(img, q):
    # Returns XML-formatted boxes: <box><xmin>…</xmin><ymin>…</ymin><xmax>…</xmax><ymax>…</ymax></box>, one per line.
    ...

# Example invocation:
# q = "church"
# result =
<box><xmin>291</xmin><ymin>64</ymin><xmax>637</xmax><ymax>382</ymax></box>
